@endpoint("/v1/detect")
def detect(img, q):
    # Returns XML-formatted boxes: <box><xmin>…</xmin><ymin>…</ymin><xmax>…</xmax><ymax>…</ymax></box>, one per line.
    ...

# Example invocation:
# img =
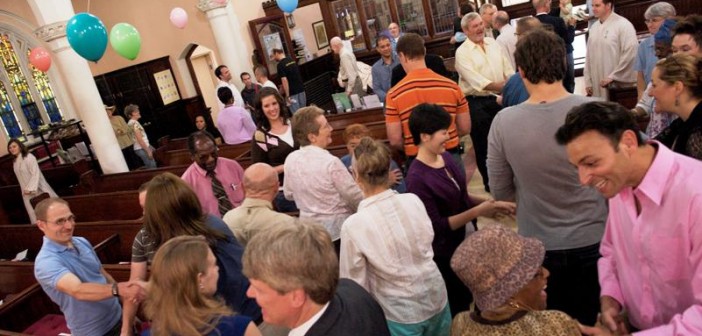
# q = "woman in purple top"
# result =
<box><xmin>405</xmin><ymin>103</ymin><xmax>516</xmax><ymax>316</ymax></box>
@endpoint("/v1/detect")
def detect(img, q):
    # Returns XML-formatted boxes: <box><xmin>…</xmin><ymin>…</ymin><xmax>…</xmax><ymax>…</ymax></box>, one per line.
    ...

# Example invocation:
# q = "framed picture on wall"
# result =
<box><xmin>313</xmin><ymin>21</ymin><xmax>329</xmax><ymax>50</ymax></box>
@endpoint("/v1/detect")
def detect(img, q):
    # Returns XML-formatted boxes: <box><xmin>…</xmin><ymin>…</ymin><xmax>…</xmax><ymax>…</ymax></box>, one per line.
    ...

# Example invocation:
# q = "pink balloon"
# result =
<box><xmin>169</xmin><ymin>7</ymin><xmax>188</xmax><ymax>29</ymax></box>
<box><xmin>29</xmin><ymin>47</ymin><xmax>51</xmax><ymax>72</ymax></box>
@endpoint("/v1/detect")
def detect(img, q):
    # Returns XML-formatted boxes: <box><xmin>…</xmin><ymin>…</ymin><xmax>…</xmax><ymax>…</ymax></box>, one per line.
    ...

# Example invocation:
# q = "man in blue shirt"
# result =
<box><xmin>34</xmin><ymin>198</ymin><xmax>146</xmax><ymax>336</ymax></box>
<box><xmin>371</xmin><ymin>35</ymin><xmax>399</xmax><ymax>104</ymax></box>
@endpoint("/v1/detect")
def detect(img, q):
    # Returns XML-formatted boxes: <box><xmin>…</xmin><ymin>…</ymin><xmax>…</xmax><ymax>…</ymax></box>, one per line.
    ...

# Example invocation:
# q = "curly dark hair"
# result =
<box><xmin>555</xmin><ymin>101</ymin><xmax>645</xmax><ymax>148</ymax></box>
<box><xmin>253</xmin><ymin>87</ymin><xmax>292</xmax><ymax>131</ymax></box>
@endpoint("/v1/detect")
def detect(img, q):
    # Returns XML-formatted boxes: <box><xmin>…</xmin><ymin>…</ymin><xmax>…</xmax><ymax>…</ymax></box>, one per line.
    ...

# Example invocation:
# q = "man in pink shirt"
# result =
<box><xmin>556</xmin><ymin>101</ymin><xmax>702</xmax><ymax>335</ymax></box>
<box><xmin>181</xmin><ymin>131</ymin><xmax>245</xmax><ymax>217</ymax></box>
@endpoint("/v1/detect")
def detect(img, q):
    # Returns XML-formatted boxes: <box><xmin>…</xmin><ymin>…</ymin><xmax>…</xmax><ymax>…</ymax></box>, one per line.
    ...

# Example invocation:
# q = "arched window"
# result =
<box><xmin>0</xmin><ymin>31</ymin><xmax>62</xmax><ymax>138</ymax></box>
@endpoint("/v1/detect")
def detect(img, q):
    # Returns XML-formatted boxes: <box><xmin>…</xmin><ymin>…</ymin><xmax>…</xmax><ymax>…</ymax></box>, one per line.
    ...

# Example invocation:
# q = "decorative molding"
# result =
<box><xmin>197</xmin><ymin>0</ymin><xmax>228</xmax><ymax>12</ymax></box>
<box><xmin>34</xmin><ymin>21</ymin><xmax>67</xmax><ymax>42</ymax></box>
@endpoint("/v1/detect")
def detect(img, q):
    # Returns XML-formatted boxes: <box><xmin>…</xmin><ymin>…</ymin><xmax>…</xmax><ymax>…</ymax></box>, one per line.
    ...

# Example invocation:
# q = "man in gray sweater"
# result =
<box><xmin>487</xmin><ymin>29</ymin><xmax>607</xmax><ymax>325</ymax></box>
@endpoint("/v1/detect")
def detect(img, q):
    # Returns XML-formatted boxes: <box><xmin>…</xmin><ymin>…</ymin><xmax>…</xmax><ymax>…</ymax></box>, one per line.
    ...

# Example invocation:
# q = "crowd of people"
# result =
<box><xmin>11</xmin><ymin>1</ymin><xmax>702</xmax><ymax>335</ymax></box>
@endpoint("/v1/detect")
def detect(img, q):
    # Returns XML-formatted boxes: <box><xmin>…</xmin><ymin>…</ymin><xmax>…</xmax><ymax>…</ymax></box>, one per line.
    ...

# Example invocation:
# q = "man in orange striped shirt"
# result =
<box><xmin>385</xmin><ymin>33</ymin><xmax>471</xmax><ymax>171</ymax></box>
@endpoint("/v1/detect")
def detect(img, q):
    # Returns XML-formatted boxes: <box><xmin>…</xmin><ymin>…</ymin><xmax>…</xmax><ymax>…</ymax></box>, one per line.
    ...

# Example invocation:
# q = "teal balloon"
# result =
<box><xmin>66</xmin><ymin>13</ymin><xmax>108</xmax><ymax>62</ymax></box>
<box><xmin>110</xmin><ymin>23</ymin><xmax>141</xmax><ymax>60</ymax></box>
<box><xmin>278</xmin><ymin>0</ymin><xmax>298</xmax><ymax>13</ymax></box>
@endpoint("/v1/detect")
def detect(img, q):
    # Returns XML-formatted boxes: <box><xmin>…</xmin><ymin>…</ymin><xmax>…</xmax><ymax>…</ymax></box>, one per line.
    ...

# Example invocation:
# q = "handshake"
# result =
<box><xmin>115</xmin><ymin>280</ymin><xmax>149</xmax><ymax>304</ymax></box>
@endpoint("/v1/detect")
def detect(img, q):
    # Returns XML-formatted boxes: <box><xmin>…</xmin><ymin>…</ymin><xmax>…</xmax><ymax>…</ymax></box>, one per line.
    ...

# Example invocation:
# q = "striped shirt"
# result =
<box><xmin>385</xmin><ymin>68</ymin><xmax>468</xmax><ymax>156</ymax></box>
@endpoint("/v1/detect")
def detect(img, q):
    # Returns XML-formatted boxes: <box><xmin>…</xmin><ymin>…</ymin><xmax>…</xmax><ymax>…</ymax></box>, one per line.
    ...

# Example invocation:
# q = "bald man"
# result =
<box><xmin>493</xmin><ymin>10</ymin><xmax>517</xmax><ymax>70</ymax></box>
<box><xmin>222</xmin><ymin>163</ymin><xmax>294</xmax><ymax>246</ymax></box>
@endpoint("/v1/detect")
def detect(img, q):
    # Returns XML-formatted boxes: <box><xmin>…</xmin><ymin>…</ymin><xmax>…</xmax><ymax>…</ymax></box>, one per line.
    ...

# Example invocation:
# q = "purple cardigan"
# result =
<box><xmin>405</xmin><ymin>151</ymin><xmax>474</xmax><ymax>258</ymax></box>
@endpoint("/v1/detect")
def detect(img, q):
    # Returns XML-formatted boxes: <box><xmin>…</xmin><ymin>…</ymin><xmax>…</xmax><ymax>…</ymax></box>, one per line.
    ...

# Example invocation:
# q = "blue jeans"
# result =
<box><xmin>289</xmin><ymin>92</ymin><xmax>306</xmax><ymax>113</ymax></box>
<box><xmin>543</xmin><ymin>243</ymin><xmax>600</xmax><ymax>325</ymax></box>
<box><xmin>134</xmin><ymin>146</ymin><xmax>157</xmax><ymax>168</ymax></box>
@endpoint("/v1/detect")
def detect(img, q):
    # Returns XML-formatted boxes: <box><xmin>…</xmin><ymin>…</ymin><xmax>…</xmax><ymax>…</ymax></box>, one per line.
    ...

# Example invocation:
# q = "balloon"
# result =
<box><xmin>170</xmin><ymin>8</ymin><xmax>188</xmax><ymax>29</ymax></box>
<box><xmin>66</xmin><ymin>13</ymin><xmax>108</xmax><ymax>62</ymax></box>
<box><xmin>29</xmin><ymin>47</ymin><xmax>51</xmax><ymax>72</ymax></box>
<box><xmin>278</xmin><ymin>0</ymin><xmax>298</xmax><ymax>13</ymax></box>
<box><xmin>110</xmin><ymin>23</ymin><xmax>141</xmax><ymax>60</ymax></box>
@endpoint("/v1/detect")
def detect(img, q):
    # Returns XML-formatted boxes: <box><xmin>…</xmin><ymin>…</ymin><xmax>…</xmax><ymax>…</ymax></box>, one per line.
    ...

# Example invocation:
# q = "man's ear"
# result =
<box><xmin>36</xmin><ymin>220</ymin><xmax>47</xmax><ymax>232</ymax></box>
<box><xmin>290</xmin><ymin>288</ymin><xmax>307</xmax><ymax>308</ymax></box>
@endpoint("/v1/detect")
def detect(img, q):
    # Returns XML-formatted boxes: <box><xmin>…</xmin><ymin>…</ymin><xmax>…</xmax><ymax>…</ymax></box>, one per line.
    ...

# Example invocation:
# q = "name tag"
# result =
<box><xmin>267</xmin><ymin>137</ymin><xmax>279</xmax><ymax>146</ymax></box>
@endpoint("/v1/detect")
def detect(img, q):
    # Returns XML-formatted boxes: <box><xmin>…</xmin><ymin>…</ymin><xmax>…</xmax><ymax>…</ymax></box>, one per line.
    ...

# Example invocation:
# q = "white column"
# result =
<box><xmin>198</xmin><ymin>0</ymin><xmax>249</xmax><ymax>89</ymax></box>
<box><xmin>29</xmin><ymin>0</ymin><xmax>128</xmax><ymax>173</ymax></box>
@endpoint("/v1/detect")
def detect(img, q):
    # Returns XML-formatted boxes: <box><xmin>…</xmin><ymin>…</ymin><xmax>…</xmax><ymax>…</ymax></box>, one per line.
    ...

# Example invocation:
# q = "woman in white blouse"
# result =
<box><xmin>283</xmin><ymin>106</ymin><xmax>363</xmax><ymax>252</ymax></box>
<box><xmin>339</xmin><ymin>137</ymin><xmax>451</xmax><ymax>336</ymax></box>
<box><xmin>7</xmin><ymin>139</ymin><xmax>57</xmax><ymax>224</ymax></box>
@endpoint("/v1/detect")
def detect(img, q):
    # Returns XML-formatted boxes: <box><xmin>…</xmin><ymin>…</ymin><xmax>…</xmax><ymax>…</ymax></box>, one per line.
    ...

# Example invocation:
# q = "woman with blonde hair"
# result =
<box><xmin>144</xmin><ymin>235</ymin><xmax>260</xmax><ymax>336</ymax></box>
<box><xmin>651</xmin><ymin>53</ymin><xmax>702</xmax><ymax>160</ymax></box>
<box><xmin>339</xmin><ymin>137</ymin><xmax>450</xmax><ymax>335</ymax></box>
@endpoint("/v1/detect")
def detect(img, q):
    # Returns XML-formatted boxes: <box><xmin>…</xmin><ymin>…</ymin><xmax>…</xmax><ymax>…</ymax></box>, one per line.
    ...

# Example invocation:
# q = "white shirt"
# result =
<box><xmin>283</xmin><ymin>145</ymin><xmax>363</xmax><ymax>240</ymax></box>
<box><xmin>339</xmin><ymin>190</ymin><xmax>448</xmax><ymax>323</ymax></box>
<box><xmin>262</xmin><ymin>80</ymin><xmax>278</xmax><ymax>91</ymax></box>
<box><xmin>455</xmin><ymin>37</ymin><xmax>514</xmax><ymax>96</ymax></box>
<box><xmin>496</xmin><ymin>24</ymin><xmax>517</xmax><ymax>71</ymax></box>
<box><xmin>288</xmin><ymin>303</ymin><xmax>330</xmax><ymax>336</ymax></box>
<box><xmin>216</xmin><ymin>80</ymin><xmax>245</xmax><ymax>109</ymax></box>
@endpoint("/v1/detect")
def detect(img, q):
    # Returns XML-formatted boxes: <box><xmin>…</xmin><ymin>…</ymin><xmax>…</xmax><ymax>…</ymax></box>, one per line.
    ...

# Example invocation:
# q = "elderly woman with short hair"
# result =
<box><xmin>636</xmin><ymin>2</ymin><xmax>676</xmax><ymax>99</ymax></box>
<box><xmin>283</xmin><ymin>106</ymin><xmax>363</xmax><ymax>251</ymax></box>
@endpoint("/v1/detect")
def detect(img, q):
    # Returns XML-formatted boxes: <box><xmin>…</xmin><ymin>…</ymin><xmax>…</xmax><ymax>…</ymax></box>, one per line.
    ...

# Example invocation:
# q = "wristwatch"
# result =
<box><xmin>111</xmin><ymin>282</ymin><xmax>119</xmax><ymax>297</ymax></box>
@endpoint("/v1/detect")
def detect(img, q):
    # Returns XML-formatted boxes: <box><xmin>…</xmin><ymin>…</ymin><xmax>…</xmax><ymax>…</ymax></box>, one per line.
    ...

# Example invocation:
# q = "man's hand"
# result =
<box><xmin>600</xmin><ymin>296</ymin><xmax>628</xmax><ymax>334</ymax></box>
<box><xmin>600</xmin><ymin>78</ymin><xmax>614</xmax><ymax>88</ymax></box>
<box><xmin>118</xmin><ymin>281</ymin><xmax>147</xmax><ymax>303</ymax></box>
<box><xmin>586</xmin><ymin>87</ymin><xmax>594</xmax><ymax>96</ymax></box>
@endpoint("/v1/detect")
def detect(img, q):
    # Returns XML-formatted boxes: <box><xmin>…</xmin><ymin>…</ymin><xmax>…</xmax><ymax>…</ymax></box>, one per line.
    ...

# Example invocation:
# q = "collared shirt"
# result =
<box><xmin>455</xmin><ymin>37</ymin><xmax>514</xmax><ymax>96</ymax></box>
<box><xmin>283</xmin><ymin>145</ymin><xmax>363</xmax><ymax>240</ymax></box>
<box><xmin>340</xmin><ymin>189</ymin><xmax>448</xmax><ymax>323</ymax></box>
<box><xmin>599</xmin><ymin>143</ymin><xmax>702</xmax><ymax>334</ymax></box>
<box><xmin>635</xmin><ymin>36</ymin><xmax>657</xmax><ymax>85</ymax></box>
<box><xmin>181</xmin><ymin>158</ymin><xmax>245</xmax><ymax>218</ymax></box>
<box><xmin>217</xmin><ymin>105</ymin><xmax>256</xmax><ymax>145</ymax></box>
<box><xmin>338</xmin><ymin>49</ymin><xmax>360</xmax><ymax>95</ymax></box>
<box><xmin>261</xmin><ymin>80</ymin><xmax>278</xmax><ymax>91</ymax></box>
<box><xmin>216</xmin><ymin>80</ymin><xmax>245</xmax><ymax>109</ymax></box>
<box><xmin>371</xmin><ymin>55</ymin><xmax>399</xmax><ymax>103</ymax></box>
<box><xmin>288</xmin><ymin>303</ymin><xmax>330</xmax><ymax>336</ymax></box>
<box><xmin>222</xmin><ymin>197</ymin><xmax>294</xmax><ymax>246</ymax></box>
<box><xmin>128</xmin><ymin>119</ymin><xmax>150</xmax><ymax>150</ymax></box>
<box><xmin>34</xmin><ymin>236</ymin><xmax>121</xmax><ymax>336</ymax></box>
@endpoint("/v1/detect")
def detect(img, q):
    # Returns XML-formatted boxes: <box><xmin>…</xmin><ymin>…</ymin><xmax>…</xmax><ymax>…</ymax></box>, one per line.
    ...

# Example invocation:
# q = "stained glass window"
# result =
<box><xmin>0</xmin><ymin>33</ymin><xmax>43</xmax><ymax>132</ymax></box>
<box><xmin>0</xmin><ymin>80</ymin><xmax>22</xmax><ymax>138</ymax></box>
<box><xmin>27</xmin><ymin>48</ymin><xmax>62</xmax><ymax>123</ymax></box>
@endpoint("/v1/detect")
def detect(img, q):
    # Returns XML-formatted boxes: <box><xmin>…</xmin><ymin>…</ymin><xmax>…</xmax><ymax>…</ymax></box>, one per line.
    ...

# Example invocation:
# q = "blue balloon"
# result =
<box><xmin>278</xmin><ymin>0</ymin><xmax>298</xmax><ymax>13</ymax></box>
<box><xmin>66</xmin><ymin>13</ymin><xmax>108</xmax><ymax>62</ymax></box>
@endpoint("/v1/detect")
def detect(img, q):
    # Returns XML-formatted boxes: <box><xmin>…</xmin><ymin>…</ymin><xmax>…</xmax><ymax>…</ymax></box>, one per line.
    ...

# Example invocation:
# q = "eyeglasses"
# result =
<box><xmin>644</xmin><ymin>17</ymin><xmax>663</xmax><ymax>24</ymax></box>
<box><xmin>47</xmin><ymin>215</ymin><xmax>76</xmax><ymax>226</ymax></box>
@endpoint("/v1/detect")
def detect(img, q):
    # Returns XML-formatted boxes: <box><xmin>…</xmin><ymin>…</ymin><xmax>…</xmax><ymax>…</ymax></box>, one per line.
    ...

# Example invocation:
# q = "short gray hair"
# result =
<box><xmin>461</xmin><ymin>12</ymin><xmax>482</xmax><ymax>30</ymax></box>
<box><xmin>644</xmin><ymin>2</ymin><xmax>676</xmax><ymax>20</ymax></box>
<box><xmin>479</xmin><ymin>3</ymin><xmax>496</xmax><ymax>14</ymax></box>
<box><xmin>124</xmin><ymin>104</ymin><xmax>139</xmax><ymax>118</ymax></box>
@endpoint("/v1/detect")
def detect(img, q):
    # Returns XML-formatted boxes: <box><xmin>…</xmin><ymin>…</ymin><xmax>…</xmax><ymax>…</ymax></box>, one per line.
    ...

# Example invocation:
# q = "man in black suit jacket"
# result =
<box><xmin>533</xmin><ymin>0</ymin><xmax>576</xmax><ymax>93</ymax></box>
<box><xmin>243</xmin><ymin>221</ymin><xmax>391</xmax><ymax>336</ymax></box>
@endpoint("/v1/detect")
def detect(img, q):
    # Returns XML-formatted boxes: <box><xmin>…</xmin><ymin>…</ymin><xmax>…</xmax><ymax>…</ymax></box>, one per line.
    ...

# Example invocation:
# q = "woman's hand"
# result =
<box><xmin>476</xmin><ymin>200</ymin><xmax>516</xmax><ymax>218</ymax></box>
<box><xmin>387</xmin><ymin>168</ymin><xmax>403</xmax><ymax>187</ymax></box>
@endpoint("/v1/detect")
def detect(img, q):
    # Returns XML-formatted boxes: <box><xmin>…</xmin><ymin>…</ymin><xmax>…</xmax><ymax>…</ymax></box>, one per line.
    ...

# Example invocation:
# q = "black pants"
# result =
<box><xmin>435</xmin><ymin>256</ymin><xmax>473</xmax><ymax>317</ymax></box>
<box><xmin>543</xmin><ymin>243</ymin><xmax>601</xmax><ymax>325</ymax></box>
<box><xmin>467</xmin><ymin>96</ymin><xmax>502</xmax><ymax>192</ymax></box>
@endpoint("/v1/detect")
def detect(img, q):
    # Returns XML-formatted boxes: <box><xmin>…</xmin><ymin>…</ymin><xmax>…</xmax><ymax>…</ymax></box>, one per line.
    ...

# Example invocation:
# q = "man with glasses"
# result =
<box><xmin>33</xmin><ymin>198</ymin><xmax>146</xmax><ymax>336</ymax></box>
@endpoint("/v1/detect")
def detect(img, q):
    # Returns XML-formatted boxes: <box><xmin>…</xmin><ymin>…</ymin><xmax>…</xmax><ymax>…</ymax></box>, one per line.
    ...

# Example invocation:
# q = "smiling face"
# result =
<box><xmin>309</xmin><ymin>115</ymin><xmax>333</xmax><ymax>148</ymax></box>
<box><xmin>376</xmin><ymin>38</ymin><xmax>392</xmax><ymax>58</ymax></box>
<box><xmin>565</xmin><ymin>130</ymin><xmax>633</xmax><ymax>198</ymax></box>
<box><xmin>8</xmin><ymin>141</ymin><xmax>20</xmax><ymax>156</ymax></box>
<box><xmin>513</xmin><ymin>267</ymin><xmax>550</xmax><ymax>311</ymax></box>
<box><xmin>192</xmin><ymin>138</ymin><xmax>218</xmax><ymax>172</ymax></box>
<box><xmin>388</xmin><ymin>23</ymin><xmax>400</xmax><ymax>38</ymax></box>
<box><xmin>198</xmin><ymin>249</ymin><xmax>219</xmax><ymax>296</ymax></box>
<box><xmin>420</xmin><ymin>129</ymin><xmax>450</xmax><ymax>155</ymax></box>
<box><xmin>37</xmin><ymin>202</ymin><xmax>76</xmax><ymax>245</ymax></box>
<box><xmin>261</xmin><ymin>94</ymin><xmax>281</xmax><ymax>122</ymax></box>
<box><xmin>246</xmin><ymin>279</ymin><xmax>299</xmax><ymax>328</ymax></box>
<box><xmin>464</xmin><ymin>17</ymin><xmax>485</xmax><ymax>43</ymax></box>
<box><xmin>672</xmin><ymin>34</ymin><xmax>701</xmax><ymax>56</ymax></box>
<box><xmin>648</xmin><ymin>67</ymin><xmax>679</xmax><ymax>114</ymax></box>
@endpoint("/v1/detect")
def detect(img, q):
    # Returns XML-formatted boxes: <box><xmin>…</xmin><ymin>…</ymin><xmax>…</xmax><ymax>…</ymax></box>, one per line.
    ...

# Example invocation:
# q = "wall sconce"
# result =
<box><xmin>285</xmin><ymin>13</ymin><xmax>296</xmax><ymax>28</ymax></box>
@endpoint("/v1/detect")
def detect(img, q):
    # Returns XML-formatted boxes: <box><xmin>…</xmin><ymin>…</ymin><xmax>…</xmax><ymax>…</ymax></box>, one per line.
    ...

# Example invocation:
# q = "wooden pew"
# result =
<box><xmin>79</xmin><ymin>165</ymin><xmax>189</xmax><ymax>194</ymax></box>
<box><xmin>327</xmin><ymin>107</ymin><xmax>385</xmax><ymax>131</ymax></box>
<box><xmin>0</xmin><ymin>185</ymin><xmax>29</xmax><ymax>225</ymax></box>
<box><xmin>0</xmin><ymin>220</ymin><xmax>142</xmax><ymax>262</ymax></box>
<box><xmin>155</xmin><ymin>142</ymin><xmax>251</xmax><ymax>166</ymax></box>
<box><xmin>58</xmin><ymin>191</ymin><xmax>142</xmax><ymax>223</ymax></box>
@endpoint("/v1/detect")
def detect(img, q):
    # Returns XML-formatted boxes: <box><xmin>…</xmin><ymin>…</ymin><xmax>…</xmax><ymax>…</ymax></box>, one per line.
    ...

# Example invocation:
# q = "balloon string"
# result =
<box><xmin>87</xmin><ymin>0</ymin><xmax>91</xmax><ymax>13</ymax></box>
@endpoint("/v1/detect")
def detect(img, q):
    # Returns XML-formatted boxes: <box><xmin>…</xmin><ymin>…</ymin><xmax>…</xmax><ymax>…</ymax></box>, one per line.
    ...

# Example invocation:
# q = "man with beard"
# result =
<box><xmin>181</xmin><ymin>131</ymin><xmax>245</xmax><ymax>218</ymax></box>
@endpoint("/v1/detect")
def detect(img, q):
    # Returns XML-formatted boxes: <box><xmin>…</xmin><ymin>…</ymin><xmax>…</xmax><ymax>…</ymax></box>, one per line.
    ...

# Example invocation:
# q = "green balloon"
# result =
<box><xmin>109</xmin><ymin>23</ymin><xmax>141</xmax><ymax>60</ymax></box>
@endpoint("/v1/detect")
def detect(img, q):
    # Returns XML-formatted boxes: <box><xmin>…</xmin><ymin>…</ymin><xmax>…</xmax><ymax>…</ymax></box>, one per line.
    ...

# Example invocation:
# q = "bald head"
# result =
<box><xmin>330</xmin><ymin>36</ymin><xmax>343</xmax><ymax>54</ymax></box>
<box><xmin>243</xmin><ymin>163</ymin><xmax>279</xmax><ymax>201</ymax></box>
<box><xmin>493</xmin><ymin>10</ymin><xmax>510</xmax><ymax>29</ymax></box>
<box><xmin>516</xmin><ymin>16</ymin><xmax>542</xmax><ymax>39</ymax></box>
